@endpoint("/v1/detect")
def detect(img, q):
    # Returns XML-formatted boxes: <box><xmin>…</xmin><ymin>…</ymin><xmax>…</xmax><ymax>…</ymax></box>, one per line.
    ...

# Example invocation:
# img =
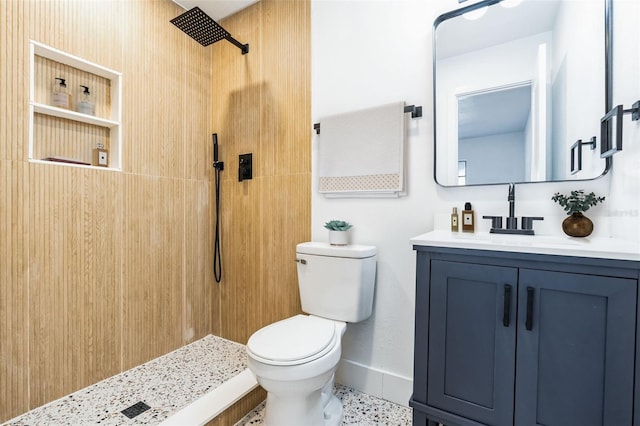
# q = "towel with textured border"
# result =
<box><xmin>318</xmin><ymin>101</ymin><xmax>405</xmax><ymax>196</ymax></box>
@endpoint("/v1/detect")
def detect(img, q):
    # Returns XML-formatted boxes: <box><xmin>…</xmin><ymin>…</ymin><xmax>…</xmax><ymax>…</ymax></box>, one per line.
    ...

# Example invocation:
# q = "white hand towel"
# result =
<box><xmin>318</xmin><ymin>101</ymin><xmax>405</xmax><ymax>195</ymax></box>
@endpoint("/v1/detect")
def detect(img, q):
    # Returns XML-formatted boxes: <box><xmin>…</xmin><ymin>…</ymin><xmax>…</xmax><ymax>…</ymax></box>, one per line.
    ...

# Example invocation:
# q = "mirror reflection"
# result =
<box><xmin>434</xmin><ymin>0</ymin><xmax>609</xmax><ymax>186</ymax></box>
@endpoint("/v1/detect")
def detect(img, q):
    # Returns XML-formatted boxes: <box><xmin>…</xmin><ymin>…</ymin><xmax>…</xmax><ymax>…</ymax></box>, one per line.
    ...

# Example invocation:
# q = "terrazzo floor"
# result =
<box><xmin>236</xmin><ymin>384</ymin><xmax>413</xmax><ymax>425</ymax></box>
<box><xmin>5</xmin><ymin>333</ymin><xmax>413</xmax><ymax>425</ymax></box>
<box><xmin>5</xmin><ymin>335</ymin><xmax>248</xmax><ymax>425</ymax></box>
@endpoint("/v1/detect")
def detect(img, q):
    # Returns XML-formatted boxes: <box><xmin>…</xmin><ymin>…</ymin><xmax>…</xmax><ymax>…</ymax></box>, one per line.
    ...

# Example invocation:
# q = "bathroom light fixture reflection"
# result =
<box><xmin>500</xmin><ymin>0</ymin><xmax>523</xmax><ymax>8</ymax></box>
<box><xmin>463</xmin><ymin>6</ymin><xmax>488</xmax><ymax>20</ymax></box>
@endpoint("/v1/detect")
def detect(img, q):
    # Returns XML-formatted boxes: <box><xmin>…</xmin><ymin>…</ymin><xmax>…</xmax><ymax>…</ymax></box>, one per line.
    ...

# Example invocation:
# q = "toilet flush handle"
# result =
<box><xmin>295</xmin><ymin>258</ymin><xmax>307</xmax><ymax>265</ymax></box>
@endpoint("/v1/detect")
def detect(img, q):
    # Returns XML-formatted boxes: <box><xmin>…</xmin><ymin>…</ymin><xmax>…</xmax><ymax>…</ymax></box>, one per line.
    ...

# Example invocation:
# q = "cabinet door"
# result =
<box><xmin>515</xmin><ymin>269</ymin><xmax>636</xmax><ymax>426</ymax></box>
<box><xmin>428</xmin><ymin>260</ymin><xmax>517</xmax><ymax>426</ymax></box>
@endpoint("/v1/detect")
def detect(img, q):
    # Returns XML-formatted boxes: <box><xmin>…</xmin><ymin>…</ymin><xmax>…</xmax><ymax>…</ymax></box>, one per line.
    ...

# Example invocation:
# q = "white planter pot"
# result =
<box><xmin>329</xmin><ymin>230</ymin><xmax>349</xmax><ymax>246</ymax></box>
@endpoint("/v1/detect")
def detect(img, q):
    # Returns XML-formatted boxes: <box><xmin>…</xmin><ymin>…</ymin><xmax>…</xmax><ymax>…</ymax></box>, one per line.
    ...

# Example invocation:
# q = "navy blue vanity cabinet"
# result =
<box><xmin>410</xmin><ymin>247</ymin><xmax>640</xmax><ymax>426</ymax></box>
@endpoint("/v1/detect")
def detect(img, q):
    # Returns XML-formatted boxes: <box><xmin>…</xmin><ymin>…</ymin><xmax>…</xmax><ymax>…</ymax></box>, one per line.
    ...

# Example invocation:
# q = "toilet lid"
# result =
<box><xmin>247</xmin><ymin>315</ymin><xmax>337</xmax><ymax>365</ymax></box>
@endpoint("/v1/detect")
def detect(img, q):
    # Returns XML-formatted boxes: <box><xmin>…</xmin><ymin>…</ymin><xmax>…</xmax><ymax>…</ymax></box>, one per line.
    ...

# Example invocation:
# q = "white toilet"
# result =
<box><xmin>246</xmin><ymin>242</ymin><xmax>377</xmax><ymax>426</ymax></box>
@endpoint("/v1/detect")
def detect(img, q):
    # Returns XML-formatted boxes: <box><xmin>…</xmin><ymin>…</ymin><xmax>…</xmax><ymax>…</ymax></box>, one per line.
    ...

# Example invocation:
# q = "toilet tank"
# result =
<box><xmin>296</xmin><ymin>242</ymin><xmax>377</xmax><ymax>323</ymax></box>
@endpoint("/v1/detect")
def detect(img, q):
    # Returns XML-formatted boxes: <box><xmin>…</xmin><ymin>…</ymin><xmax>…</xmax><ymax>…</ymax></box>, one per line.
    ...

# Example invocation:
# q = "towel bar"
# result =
<box><xmin>313</xmin><ymin>104</ymin><xmax>422</xmax><ymax>135</ymax></box>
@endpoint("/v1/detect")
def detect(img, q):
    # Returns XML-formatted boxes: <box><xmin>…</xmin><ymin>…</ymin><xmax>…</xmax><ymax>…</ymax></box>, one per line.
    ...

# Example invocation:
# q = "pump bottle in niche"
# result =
<box><xmin>53</xmin><ymin>77</ymin><xmax>71</xmax><ymax>109</ymax></box>
<box><xmin>78</xmin><ymin>85</ymin><xmax>95</xmax><ymax>116</ymax></box>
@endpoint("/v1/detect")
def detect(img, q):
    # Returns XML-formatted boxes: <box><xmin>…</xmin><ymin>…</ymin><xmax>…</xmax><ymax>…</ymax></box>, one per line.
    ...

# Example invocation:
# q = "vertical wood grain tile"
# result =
<box><xmin>0</xmin><ymin>160</ymin><xmax>30</xmax><ymax>420</ymax></box>
<box><xmin>1</xmin><ymin>0</ymin><xmax>29</xmax><ymax>162</ymax></box>
<box><xmin>212</xmin><ymin>0</ymin><xmax>311</xmax><ymax>344</ymax></box>
<box><xmin>121</xmin><ymin>0</ymin><xmax>185</xmax><ymax>178</ymax></box>
<box><xmin>184</xmin><ymin>179</ymin><xmax>218</xmax><ymax>341</ymax></box>
<box><xmin>28</xmin><ymin>163</ymin><xmax>121</xmax><ymax>409</ymax></box>
<box><xmin>120</xmin><ymin>174</ymin><xmax>184</xmax><ymax>369</ymax></box>
<box><xmin>260</xmin><ymin>0</ymin><xmax>311</xmax><ymax>177</ymax></box>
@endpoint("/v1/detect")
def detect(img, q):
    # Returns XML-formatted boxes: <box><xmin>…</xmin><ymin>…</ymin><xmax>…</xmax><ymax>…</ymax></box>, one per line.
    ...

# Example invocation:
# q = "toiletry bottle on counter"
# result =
<box><xmin>78</xmin><ymin>85</ymin><xmax>95</xmax><ymax>115</ymax></box>
<box><xmin>53</xmin><ymin>77</ymin><xmax>71</xmax><ymax>109</ymax></box>
<box><xmin>462</xmin><ymin>202</ymin><xmax>475</xmax><ymax>232</ymax></box>
<box><xmin>93</xmin><ymin>143</ymin><xmax>109</xmax><ymax>167</ymax></box>
<box><xmin>451</xmin><ymin>207</ymin><xmax>459</xmax><ymax>232</ymax></box>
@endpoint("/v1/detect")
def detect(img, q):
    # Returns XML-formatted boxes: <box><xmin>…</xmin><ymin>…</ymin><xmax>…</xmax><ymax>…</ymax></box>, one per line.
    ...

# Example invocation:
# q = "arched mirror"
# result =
<box><xmin>433</xmin><ymin>0</ymin><xmax>612</xmax><ymax>186</ymax></box>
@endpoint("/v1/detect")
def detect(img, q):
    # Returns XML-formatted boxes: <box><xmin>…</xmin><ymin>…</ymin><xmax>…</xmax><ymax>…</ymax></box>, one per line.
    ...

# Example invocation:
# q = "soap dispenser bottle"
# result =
<box><xmin>462</xmin><ymin>202</ymin><xmax>475</xmax><ymax>232</ymax></box>
<box><xmin>53</xmin><ymin>77</ymin><xmax>71</xmax><ymax>109</ymax></box>
<box><xmin>78</xmin><ymin>85</ymin><xmax>95</xmax><ymax>115</ymax></box>
<box><xmin>451</xmin><ymin>207</ymin><xmax>459</xmax><ymax>232</ymax></box>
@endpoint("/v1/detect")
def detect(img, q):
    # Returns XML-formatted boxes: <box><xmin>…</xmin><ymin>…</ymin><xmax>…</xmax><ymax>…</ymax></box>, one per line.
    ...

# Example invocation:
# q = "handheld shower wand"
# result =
<box><xmin>212</xmin><ymin>134</ymin><xmax>223</xmax><ymax>283</ymax></box>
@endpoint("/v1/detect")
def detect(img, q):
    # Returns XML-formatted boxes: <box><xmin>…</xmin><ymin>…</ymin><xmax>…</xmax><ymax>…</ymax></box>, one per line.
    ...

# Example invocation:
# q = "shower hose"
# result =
<box><xmin>213</xmin><ymin>162</ymin><xmax>222</xmax><ymax>283</ymax></box>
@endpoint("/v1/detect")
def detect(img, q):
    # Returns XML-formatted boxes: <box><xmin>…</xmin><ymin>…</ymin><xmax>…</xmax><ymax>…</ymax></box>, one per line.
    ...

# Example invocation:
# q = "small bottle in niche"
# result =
<box><xmin>451</xmin><ymin>207</ymin><xmax>459</xmax><ymax>232</ymax></box>
<box><xmin>53</xmin><ymin>77</ymin><xmax>71</xmax><ymax>109</ymax></box>
<box><xmin>93</xmin><ymin>143</ymin><xmax>109</xmax><ymax>167</ymax></box>
<box><xmin>462</xmin><ymin>202</ymin><xmax>475</xmax><ymax>232</ymax></box>
<box><xmin>78</xmin><ymin>85</ymin><xmax>95</xmax><ymax>116</ymax></box>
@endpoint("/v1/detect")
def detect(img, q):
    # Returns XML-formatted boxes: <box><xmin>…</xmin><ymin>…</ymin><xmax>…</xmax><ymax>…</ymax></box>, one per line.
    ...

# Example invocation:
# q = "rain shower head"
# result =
<box><xmin>170</xmin><ymin>7</ymin><xmax>249</xmax><ymax>54</ymax></box>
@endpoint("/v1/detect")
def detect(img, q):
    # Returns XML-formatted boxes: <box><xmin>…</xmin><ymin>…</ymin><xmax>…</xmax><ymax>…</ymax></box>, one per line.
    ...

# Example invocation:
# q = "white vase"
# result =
<box><xmin>328</xmin><ymin>230</ymin><xmax>349</xmax><ymax>246</ymax></box>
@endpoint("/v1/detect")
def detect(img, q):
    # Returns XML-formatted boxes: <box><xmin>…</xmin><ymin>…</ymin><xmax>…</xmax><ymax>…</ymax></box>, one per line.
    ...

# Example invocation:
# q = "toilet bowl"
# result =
<box><xmin>246</xmin><ymin>242</ymin><xmax>377</xmax><ymax>426</ymax></box>
<box><xmin>247</xmin><ymin>315</ymin><xmax>347</xmax><ymax>426</ymax></box>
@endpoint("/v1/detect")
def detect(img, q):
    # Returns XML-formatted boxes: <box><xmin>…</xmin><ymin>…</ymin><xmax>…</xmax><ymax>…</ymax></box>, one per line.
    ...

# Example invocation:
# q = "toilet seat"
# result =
<box><xmin>247</xmin><ymin>315</ymin><xmax>338</xmax><ymax>366</ymax></box>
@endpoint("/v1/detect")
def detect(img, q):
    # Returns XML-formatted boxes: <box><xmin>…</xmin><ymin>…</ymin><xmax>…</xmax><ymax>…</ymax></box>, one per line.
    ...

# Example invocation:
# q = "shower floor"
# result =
<box><xmin>5</xmin><ymin>334</ymin><xmax>412</xmax><ymax>425</ymax></box>
<box><xmin>5</xmin><ymin>335</ymin><xmax>251</xmax><ymax>425</ymax></box>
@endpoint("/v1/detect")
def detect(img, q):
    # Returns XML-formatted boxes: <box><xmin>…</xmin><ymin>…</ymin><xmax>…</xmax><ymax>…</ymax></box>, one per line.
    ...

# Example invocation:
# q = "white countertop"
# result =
<box><xmin>411</xmin><ymin>230</ymin><xmax>640</xmax><ymax>262</ymax></box>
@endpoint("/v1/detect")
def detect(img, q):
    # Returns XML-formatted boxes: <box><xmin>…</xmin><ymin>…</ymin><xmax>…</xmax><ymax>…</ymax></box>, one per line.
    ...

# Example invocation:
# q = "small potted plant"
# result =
<box><xmin>324</xmin><ymin>220</ymin><xmax>352</xmax><ymax>246</ymax></box>
<box><xmin>551</xmin><ymin>190</ymin><xmax>605</xmax><ymax>237</ymax></box>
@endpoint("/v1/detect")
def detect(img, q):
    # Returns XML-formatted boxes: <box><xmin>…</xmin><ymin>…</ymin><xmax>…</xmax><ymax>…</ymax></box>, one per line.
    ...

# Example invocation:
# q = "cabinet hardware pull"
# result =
<box><xmin>503</xmin><ymin>284</ymin><xmax>512</xmax><ymax>327</ymax></box>
<box><xmin>526</xmin><ymin>286</ymin><xmax>534</xmax><ymax>330</ymax></box>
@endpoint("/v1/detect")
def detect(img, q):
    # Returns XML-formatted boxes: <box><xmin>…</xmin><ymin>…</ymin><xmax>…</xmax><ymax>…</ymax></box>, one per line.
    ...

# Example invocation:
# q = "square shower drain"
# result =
<box><xmin>121</xmin><ymin>401</ymin><xmax>151</xmax><ymax>419</ymax></box>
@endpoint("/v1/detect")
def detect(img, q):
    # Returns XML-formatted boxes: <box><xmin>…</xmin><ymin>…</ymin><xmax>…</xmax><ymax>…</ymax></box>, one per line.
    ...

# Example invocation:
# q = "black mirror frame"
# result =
<box><xmin>433</xmin><ymin>0</ymin><xmax>613</xmax><ymax>187</ymax></box>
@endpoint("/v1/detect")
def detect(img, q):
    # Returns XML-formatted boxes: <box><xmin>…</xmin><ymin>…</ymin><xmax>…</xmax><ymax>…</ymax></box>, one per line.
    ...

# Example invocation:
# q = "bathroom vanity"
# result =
<box><xmin>410</xmin><ymin>231</ymin><xmax>640</xmax><ymax>426</ymax></box>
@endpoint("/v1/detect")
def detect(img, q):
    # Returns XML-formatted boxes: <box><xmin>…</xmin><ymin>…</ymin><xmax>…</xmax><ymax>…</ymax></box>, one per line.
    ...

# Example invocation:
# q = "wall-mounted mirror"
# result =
<box><xmin>434</xmin><ymin>0</ymin><xmax>612</xmax><ymax>186</ymax></box>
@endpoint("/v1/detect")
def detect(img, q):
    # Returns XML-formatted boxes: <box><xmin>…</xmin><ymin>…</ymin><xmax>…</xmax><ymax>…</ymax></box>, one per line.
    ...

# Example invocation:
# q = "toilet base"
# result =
<box><xmin>263</xmin><ymin>374</ymin><xmax>343</xmax><ymax>426</ymax></box>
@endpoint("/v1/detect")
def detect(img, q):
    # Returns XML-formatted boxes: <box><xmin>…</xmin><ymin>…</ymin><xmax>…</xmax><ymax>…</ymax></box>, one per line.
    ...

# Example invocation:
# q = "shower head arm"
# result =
<box><xmin>226</xmin><ymin>36</ymin><xmax>249</xmax><ymax>55</ymax></box>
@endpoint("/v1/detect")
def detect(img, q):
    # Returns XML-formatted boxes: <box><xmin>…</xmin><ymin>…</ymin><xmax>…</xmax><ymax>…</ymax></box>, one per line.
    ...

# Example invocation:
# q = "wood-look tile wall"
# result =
<box><xmin>212</xmin><ymin>0</ymin><xmax>310</xmax><ymax>345</ymax></box>
<box><xmin>0</xmin><ymin>0</ymin><xmax>217</xmax><ymax>420</ymax></box>
<box><xmin>1</xmin><ymin>0</ymin><xmax>309</xmax><ymax>422</ymax></box>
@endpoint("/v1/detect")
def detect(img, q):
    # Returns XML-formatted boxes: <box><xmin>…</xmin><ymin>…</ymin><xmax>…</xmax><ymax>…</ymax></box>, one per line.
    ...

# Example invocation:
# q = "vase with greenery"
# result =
<box><xmin>324</xmin><ymin>220</ymin><xmax>352</xmax><ymax>246</ymax></box>
<box><xmin>551</xmin><ymin>190</ymin><xmax>605</xmax><ymax>237</ymax></box>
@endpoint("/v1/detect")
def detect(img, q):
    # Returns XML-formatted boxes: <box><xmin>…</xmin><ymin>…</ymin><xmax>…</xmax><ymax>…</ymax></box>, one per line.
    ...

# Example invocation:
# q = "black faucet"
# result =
<box><xmin>482</xmin><ymin>183</ymin><xmax>544</xmax><ymax>235</ymax></box>
<box><xmin>506</xmin><ymin>183</ymin><xmax>517</xmax><ymax>230</ymax></box>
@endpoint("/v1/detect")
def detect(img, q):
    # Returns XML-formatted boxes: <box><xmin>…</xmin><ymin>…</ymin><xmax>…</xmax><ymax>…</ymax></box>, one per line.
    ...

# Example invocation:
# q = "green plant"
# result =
<box><xmin>324</xmin><ymin>220</ymin><xmax>352</xmax><ymax>231</ymax></box>
<box><xmin>551</xmin><ymin>190</ymin><xmax>605</xmax><ymax>215</ymax></box>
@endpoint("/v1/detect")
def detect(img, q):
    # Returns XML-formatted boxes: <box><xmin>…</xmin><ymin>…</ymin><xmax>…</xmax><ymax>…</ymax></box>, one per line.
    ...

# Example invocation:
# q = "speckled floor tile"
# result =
<box><xmin>5</xmin><ymin>335</ymin><xmax>248</xmax><ymax>426</ymax></box>
<box><xmin>235</xmin><ymin>384</ymin><xmax>412</xmax><ymax>425</ymax></box>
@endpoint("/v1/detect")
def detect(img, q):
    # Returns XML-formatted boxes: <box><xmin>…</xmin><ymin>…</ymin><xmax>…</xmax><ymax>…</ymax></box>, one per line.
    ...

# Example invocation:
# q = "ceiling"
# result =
<box><xmin>171</xmin><ymin>0</ymin><xmax>258</xmax><ymax>21</ymax></box>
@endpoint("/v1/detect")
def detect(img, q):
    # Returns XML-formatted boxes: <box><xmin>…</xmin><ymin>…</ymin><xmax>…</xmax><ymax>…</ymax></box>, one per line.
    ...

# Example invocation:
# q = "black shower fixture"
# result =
<box><xmin>170</xmin><ymin>7</ymin><xmax>249</xmax><ymax>54</ymax></box>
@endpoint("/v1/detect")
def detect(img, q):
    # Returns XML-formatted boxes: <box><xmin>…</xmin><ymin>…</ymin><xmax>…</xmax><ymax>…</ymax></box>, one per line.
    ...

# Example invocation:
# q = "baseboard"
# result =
<box><xmin>335</xmin><ymin>359</ymin><xmax>413</xmax><ymax>407</ymax></box>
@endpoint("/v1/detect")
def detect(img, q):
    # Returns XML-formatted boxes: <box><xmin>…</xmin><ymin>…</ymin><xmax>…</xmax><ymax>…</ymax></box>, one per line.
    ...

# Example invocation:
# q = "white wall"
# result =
<box><xmin>311</xmin><ymin>0</ymin><xmax>639</xmax><ymax>406</ymax></box>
